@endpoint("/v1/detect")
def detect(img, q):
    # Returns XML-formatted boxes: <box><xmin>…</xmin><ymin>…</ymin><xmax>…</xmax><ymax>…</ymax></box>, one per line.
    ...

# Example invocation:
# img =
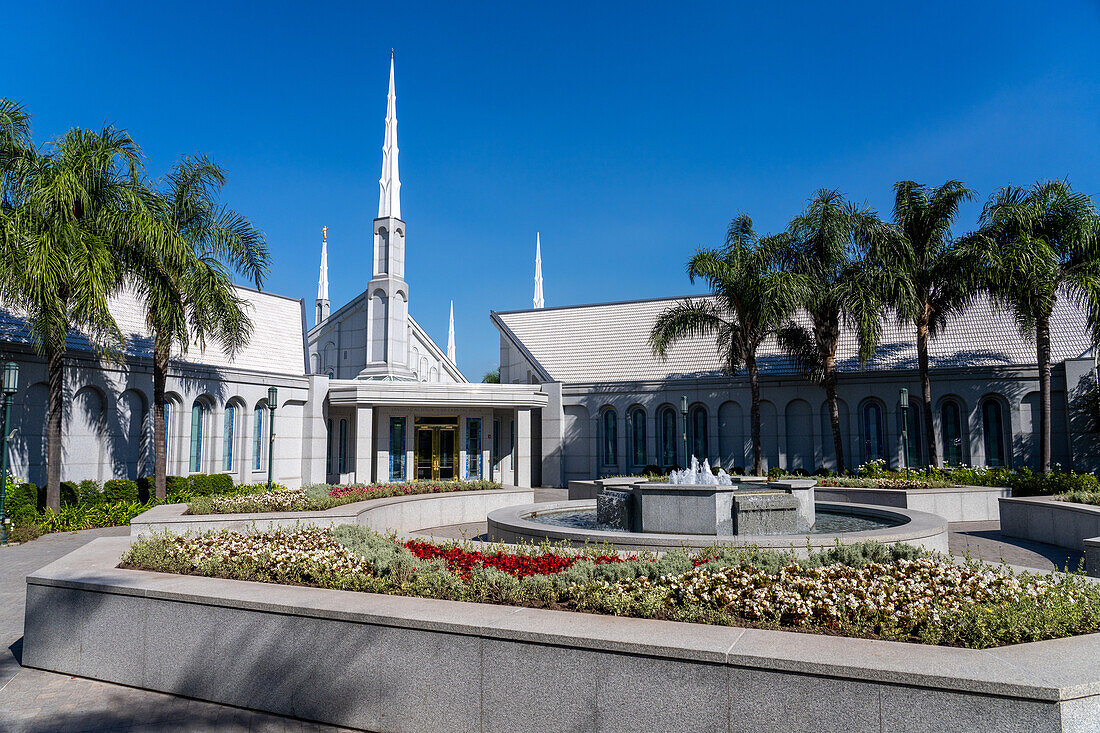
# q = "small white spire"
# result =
<box><xmin>447</xmin><ymin>300</ymin><xmax>456</xmax><ymax>364</ymax></box>
<box><xmin>377</xmin><ymin>50</ymin><xmax>401</xmax><ymax>220</ymax></box>
<box><xmin>317</xmin><ymin>226</ymin><xmax>329</xmax><ymax>301</ymax></box>
<box><xmin>533</xmin><ymin>232</ymin><xmax>544</xmax><ymax>309</ymax></box>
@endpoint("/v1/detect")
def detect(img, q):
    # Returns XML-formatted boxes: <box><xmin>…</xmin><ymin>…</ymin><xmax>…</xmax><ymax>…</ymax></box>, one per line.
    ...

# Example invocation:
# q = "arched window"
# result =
<box><xmin>253</xmin><ymin>405</ymin><xmax>266</xmax><ymax>471</ymax></box>
<box><xmin>982</xmin><ymin>399</ymin><xmax>1007</xmax><ymax>467</ymax></box>
<box><xmin>658</xmin><ymin>406</ymin><xmax>678</xmax><ymax>468</ymax></box>
<box><xmin>941</xmin><ymin>401</ymin><xmax>963</xmax><ymax>466</ymax></box>
<box><xmin>222</xmin><ymin>404</ymin><xmax>236</xmax><ymax>472</ymax></box>
<box><xmin>602</xmin><ymin>410</ymin><xmax>617</xmax><ymax>466</ymax></box>
<box><xmin>630</xmin><ymin>408</ymin><xmax>646</xmax><ymax>467</ymax></box>
<box><xmin>164</xmin><ymin>402</ymin><xmax>172</xmax><ymax>463</ymax></box>
<box><xmin>902</xmin><ymin>402</ymin><xmax>921</xmax><ymax>468</ymax></box>
<box><xmin>862</xmin><ymin>402</ymin><xmax>884</xmax><ymax>463</ymax></box>
<box><xmin>689</xmin><ymin>405</ymin><xmax>708</xmax><ymax>463</ymax></box>
<box><xmin>338</xmin><ymin>418</ymin><xmax>348</xmax><ymax>474</ymax></box>
<box><xmin>189</xmin><ymin>402</ymin><xmax>205</xmax><ymax>473</ymax></box>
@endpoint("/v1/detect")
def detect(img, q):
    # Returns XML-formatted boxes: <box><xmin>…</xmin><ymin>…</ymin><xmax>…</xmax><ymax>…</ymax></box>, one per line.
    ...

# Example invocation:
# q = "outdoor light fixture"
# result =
<box><xmin>0</xmin><ymin>362</ymin><xmax>19</xmax><ymax>545</ymax></box>
<box><xmin>267</xmin><ymin>386</ymin><xmax>278</xmax><ymax>491</ymax></box>
<box><xmin>899</xmin><ymin>387</ymin><xmax>910</xmax><ymax>479</ymax></box>
<box><xmin>680</xmin><ymin>395</ymin><xmax>689</xmax><ymax>470</ymax></box>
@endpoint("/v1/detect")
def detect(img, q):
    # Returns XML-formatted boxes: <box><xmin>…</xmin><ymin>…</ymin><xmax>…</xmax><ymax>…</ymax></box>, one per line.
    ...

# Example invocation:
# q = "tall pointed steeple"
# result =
<box><xmin>315</xmin><ymin>226</ymin><xmax>330</xmax><ymax>325</ymax></box>
<box><xmin>447</xmin><ymin>300</ymin><xmax>456</xmax><ymax>364</ymax></box>
<box><xmin>533</xmin><ymin>232</ymin><xmax>544</xmax><ymax>309</ymax></box>
<box><xmin>377</xmin><ymin>50</ymin><xmax>401</xmax><ymax>220</ymax></box>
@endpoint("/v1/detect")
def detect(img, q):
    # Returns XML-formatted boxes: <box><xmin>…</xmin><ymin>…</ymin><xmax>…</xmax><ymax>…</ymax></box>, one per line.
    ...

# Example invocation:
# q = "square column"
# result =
<box><xmin>515</xmin><ymin>408</ymin><xmax>532</xmax><ymax>488</ymax></box>
<box><xmin>355</xmin><ymin>405</ymin><xmax>374</xmax><ymax>484</ymax></box>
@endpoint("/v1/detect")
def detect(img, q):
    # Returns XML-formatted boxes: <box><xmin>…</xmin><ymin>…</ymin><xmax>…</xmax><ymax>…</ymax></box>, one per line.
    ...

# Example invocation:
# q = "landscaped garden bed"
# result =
<box><xmin>122</xmin><ymin>526</ymin><xmax>1100</xmax><ymax>649</ymax></box>
<box><xmin>186</xmin><ymin>480</ymin><xmax>502</xmax><ymax>515</ymax></box>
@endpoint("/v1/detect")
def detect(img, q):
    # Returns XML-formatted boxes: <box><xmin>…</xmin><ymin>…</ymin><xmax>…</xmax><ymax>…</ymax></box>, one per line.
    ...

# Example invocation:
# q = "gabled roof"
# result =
<box><xmin>493</xmin><ymin>293</ymin><xmax>1094</xmax><ymax>384</ymax></box>
<box><xmin>0</xmin><ymin>285</ymin><xmax>307</xmax><ymax>377</ymax></box>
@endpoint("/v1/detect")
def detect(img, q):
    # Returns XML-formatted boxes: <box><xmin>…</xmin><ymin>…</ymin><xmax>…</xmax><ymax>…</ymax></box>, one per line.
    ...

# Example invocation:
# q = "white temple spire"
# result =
<box><xmin>315</xmin><ymin>226</ymin><xmax>330</xmax><ymax>325</ymax></box>
<box><xmin>447</xmin><ymin>300</ymin><xmax>456</xmax><ymax>364</ymax></box>
<box><xmin>533</xmin><ymin>232</ymin><xmax>544</xmax><ymax>309</ymax></box>
<box><xmin>377</xmin><ymin>50</ymin><xmax>401</xmax><ymax>220</ymax></box>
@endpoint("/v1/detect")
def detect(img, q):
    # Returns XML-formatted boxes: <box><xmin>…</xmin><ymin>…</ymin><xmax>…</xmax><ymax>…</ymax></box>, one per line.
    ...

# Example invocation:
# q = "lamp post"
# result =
<box><xmin>267</xmin><ymin>386</ymin><xmax>278</xmax><ymax>491</ymax></box>
<box><xmin>680</xmin><ymin>395</ymin><xmax>689</xmax><ymax>470</ymax></box>
<box><xmin>0</xmin><ymin>362</ymin><xmax>19</xmax><ymax>545</ymax></box>
<box><xmin>899</xmin><ymin>387</ymin><xmax>910</xmax><ymax>479</ymax></box>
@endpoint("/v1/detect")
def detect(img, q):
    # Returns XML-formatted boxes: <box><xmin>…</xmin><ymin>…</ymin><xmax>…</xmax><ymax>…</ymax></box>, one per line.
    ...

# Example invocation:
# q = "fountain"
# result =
<box><xmin>594</xmin><ymin>457</ymin><xmax>812</xmax><ymax>535</ymax></box>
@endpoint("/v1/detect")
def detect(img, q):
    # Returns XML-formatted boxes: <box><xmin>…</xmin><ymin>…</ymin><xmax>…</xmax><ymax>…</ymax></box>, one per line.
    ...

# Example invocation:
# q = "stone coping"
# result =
<box><xmin>23</xmin><ymin>536</ymin><xmax>1100</xmax><ymax>705</ymax></box>
<box><xmin>819</xmin><ymin>483</ymin><xmax>1010</xmax><ymax>495</ymax></box>
<box><xmin>999</xmin><ymin>495</ymin><xmax>1100</xmax><ymax>557</ymax></box>
<box><xmin>486</xmin><ymin>500</ymin><xmax>949</xmax><ymax>553</ymax></box>
<box><xmin>130</xmin><ymin>487</ymin><xmax>534</xmax><ymax>538</ymax></box>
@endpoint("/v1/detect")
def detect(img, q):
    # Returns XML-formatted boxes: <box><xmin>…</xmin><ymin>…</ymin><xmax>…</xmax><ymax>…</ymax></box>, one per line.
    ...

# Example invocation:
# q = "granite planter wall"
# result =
<box><xmin>23</xmin><ymin>537</ymin><xmax>1100</xmax><ymax>733</ymax></box>
<box><xmin>816</xmin><ymin>484</ymin><xmax>1010</xmax><ymax>522</ymax></box>
<box><xmin>999</xmin><ymin>496</ymin><xmax>1100</xmax><ymax>554</ymax></box>
<box><xmin>129</xmin><ymin>487</ymin><xmax>535</xmax><ymax>538</ymax></box>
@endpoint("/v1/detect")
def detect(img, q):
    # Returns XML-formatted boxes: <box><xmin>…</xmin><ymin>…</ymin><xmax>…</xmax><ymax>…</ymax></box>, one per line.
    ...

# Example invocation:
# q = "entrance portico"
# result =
<box><xmin>325</xmin><ymin>381</ymin><xmax>548</xmax><ymax>487</ymax></box>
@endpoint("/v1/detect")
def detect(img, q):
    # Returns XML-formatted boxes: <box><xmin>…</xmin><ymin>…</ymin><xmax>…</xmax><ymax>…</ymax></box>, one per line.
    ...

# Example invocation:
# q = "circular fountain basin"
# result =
<box><xmin>486</xmin><ymin>500</ymin><xmax>949</xmax><ymax>554</ymax></box>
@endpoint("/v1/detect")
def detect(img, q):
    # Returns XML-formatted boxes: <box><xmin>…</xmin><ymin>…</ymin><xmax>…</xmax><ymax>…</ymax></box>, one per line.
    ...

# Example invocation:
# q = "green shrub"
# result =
<box><xmin>5</xmin><ymin>480</ymin><xmax>37</xmax><ymax>515</ymax></box>
<box><xmin>78</xmin><ymin>480</ymin><xmax>103</xmax><ymax>505</ymax></box>
<box><xmin>209</xmin><ymin>473</ymin><xmax>234</xmax><ymax>495</ymax></box>
<box><xmin>60</xmin><ymin>481</ymin><xmax>79</xmax><ymax>507</ymax></box>
<box><xmin>166</xmin><ymin>475</ymin><xmax>191</xmax><ymax>495</ymax></box>
<box><xmin>103</xmin><ymin>479</ymin><xmax>139</xmax><ymax>503</ymax></box>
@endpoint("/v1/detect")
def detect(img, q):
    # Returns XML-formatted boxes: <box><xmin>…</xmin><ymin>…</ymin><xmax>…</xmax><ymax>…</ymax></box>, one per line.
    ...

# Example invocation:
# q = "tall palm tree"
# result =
<box><xmin>871</xmin><ymin>180</ymin><xmax>977</xmax><ymax>467</ymax></box>
<box><xmin>1</xmin><ymin>113</ymin><xmax>154</xmax><ymax>511</ymax></box>
<box><xmin>127</xmin><ymin>155</ymin><xmax>268</xmax><ymax>499</ymax></box>
<box><xmin>649</xmin><ymin>216</ymin><xmax>806</xmax><ymax>475</ymax></box>
<box><xmin>968</xmin><ymin>181</ymin><xmax>1100</xmax><ymax>473</ymax></box>
<box><xmin>778</xmin><ymin>189</ymin><xmax>889</xmax><ymax>474</ymax></box>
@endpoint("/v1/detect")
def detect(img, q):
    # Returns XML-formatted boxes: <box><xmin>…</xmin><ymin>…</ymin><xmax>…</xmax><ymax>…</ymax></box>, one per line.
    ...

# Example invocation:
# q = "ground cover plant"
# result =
<box><xmin>122</xmin><ymin>527</ymin><xmax>1100</xmax><ymax>649</ymax></box>
<box><xmin>186</xmin><ymin>480</ymin><xmax>502</xmax><ymax>515</ymax></box>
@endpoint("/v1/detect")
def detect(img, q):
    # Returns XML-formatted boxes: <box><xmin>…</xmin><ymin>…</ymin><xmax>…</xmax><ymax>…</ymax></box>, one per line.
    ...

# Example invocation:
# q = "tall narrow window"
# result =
<box><xmin>189</xmin><ymin>403</ymin><xmax>205</xmax><ymax>473</ymax></box>
<box><xmin>903</xmin><ymin>403</ymin><xmax>921</xmax><ymax>467</ymax></box>
<box><xmin>630</xmin><ymin>408</ymin><xmax>646</xmax><ymax>467</ymax></box>
<box><xmin>338</xmin><ymin>419</ymin><xmax>348</xmax><ymax>474</ymax></box>
<box><xmin>658</xmin><ymin>407</ymin><xmax>678</xmax><ymax>468</ymax></box>
<box><xmin>942</xmin><ymin>401</ymin><xmax>963</xmax><ymax>466</ymax></box>
<box><xmin>983</xmin><ymin>400</ymin><xmax>1006</xmax><ymax>467</ymax></box>
<box><xmin>690</xmin><ymin>405</ymin><xmax>708</xmax><ymax>463</ymax></box>
<box><xmin>253</xmin><ymin>406</ymin><xmax>265</xmax><ymax>470</ymax></box>
<box><xmin>389</xmin><ymin>417</ymin><xmax>406</xmax><ymax>481</ymax></box>
<box><xmin>492</xmin><ymin>419</ymin><xmax>500</xmax><ymax>481</ymax></box>
<box><xmin>222</xmin><ymin>405</ymin><xmax>236</xmax><ymax>471</ymax></box>
<box><xmin>602</xmin><ymin>410</ymin><xmax>617</xmax><ymax>466</ymax></box>
<box><xmin>863</xmin><ymin>403</ymin><xmax>884</xmax><ymax>462</ymax></box>
<box><xmin>326</xmin><ymin>418</ymin><xmax>333</xmax><ymax>474</ymax></box>
<box><xmin>164</xmin><ymin>402</ymin><xmax>172</xmax><ymax>464</ymax></box>
<box><xmin>509</xmin><ymin>420</ymin><xmax>515</xmax><ymax>470</ymax></box>
<box><xmin>466</xmin><ymin>418</ymin><xmax>482</xmax><ymax>479</ymax></box>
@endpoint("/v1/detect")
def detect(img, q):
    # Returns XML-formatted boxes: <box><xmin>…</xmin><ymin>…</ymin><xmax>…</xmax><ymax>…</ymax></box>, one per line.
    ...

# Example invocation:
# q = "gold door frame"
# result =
<box><xmin>414</xmin><ymin>417</ymin><xmax>458</xmax><ymax>481</ymax></box>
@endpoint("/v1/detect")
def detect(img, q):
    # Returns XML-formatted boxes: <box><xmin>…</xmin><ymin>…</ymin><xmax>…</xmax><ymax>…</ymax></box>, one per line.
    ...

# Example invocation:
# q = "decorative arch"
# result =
<box><xmin>656</xmin><ymin>403</ymin><xmax>679</xmax><ymax>469</ymax></box>
<box><xmin>819</xmin><ymin>398</ymin><xmax>850</xmax><ymax>472</ymax></box>
<box><xmin>371</xmin><ymin>289</ymin><xmax>389</xmax><ymax>362</ymax></box>
<box><xmin>14</xmin><ymin>382</ymin><xmax>50</xmax><ymax>486</ymax></box>
<box><xmin>65</xmin><ymin>385</ymin><xmax>107</xmax><ymax>482</ymax></box>
<box><xmin>599</xmin><ymin>406</ymin><xmax>618</xmax><ymax>468</ymax></box>
<box><xmin>563</xmin><ymin>404</ymin><xmax>591</xmax><ymax>479</ymax></box>
<box><xmin>937</xmin><ymin>394</ymin><xmax>969</xmax><ymax>467</ymax></box>
<box><xmin>858</xmin><ymin>398</ymin><xmax>887</xmax><ymax>465</ymax></box>
<box><xmin>627</xmin><ymin>405</ymin><xmax>647</xmax><ymax>469</ymax></box>
<box><xmin>759</xmin><ymin>399</ymin><xmax>780</xmax><ymax>472</ymax></box>
<box><xmin>116</xmin><ymin>389</ymin><xmax>149</xmax><ymax>480</ymax></box>
<box><xmin>688</xmin><ymin>403</ymin><xmax>708</xmax><ymax>465</ymax></box>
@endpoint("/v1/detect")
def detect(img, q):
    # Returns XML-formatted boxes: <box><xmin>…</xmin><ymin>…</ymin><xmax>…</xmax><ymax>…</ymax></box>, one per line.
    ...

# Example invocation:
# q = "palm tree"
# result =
<box><xmin>1</xmin><ymin>113</ymin><xmax>154</xmax><ymax>511</ymax></box>
<box><xmin>778</xmin><ymin>189</ymin><xmax>889</xmax><ymax>474</ymax></box>
<box><xmin>967</xmin><ymin>181</ymin><xmax>1100</xmax><ymax>473</ymax></box>
<box><xmin>127</xmin><ymin>155</ymin><xmax>268</xmax><ymax>499</ymax></box>
<box><xmin>649</xmin><ymin>216</ymin><xmax>806</xmax><ymax>475</ymax></box>
<box><xmin>871</xmin><ymin>180</ymin><xmax>977</xmax><ymax>467</ymax></box>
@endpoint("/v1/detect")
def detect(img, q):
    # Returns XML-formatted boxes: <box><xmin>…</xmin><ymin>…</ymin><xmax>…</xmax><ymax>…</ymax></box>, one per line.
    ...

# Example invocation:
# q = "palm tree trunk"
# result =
<box><xmin>153</xmin><ymin>335</ymin><xmax>170</xmax><ymax>500</ymax></box>
<box><xmin>747</xmin><ymin>351</ymin><xmax>763</xmax><ymax>475</ymax></box>
<box><xmin>824</xmin><ymin>351</ymin><xmax>845</xmax><ymax>474</ymax></box>
<box><xmin>1037</xmin><ymin>312</ymin><xmax>1052</xmax><ymax>474</ymax></box>
<box><xmin>916</xmin><ymin>315</ymin><xmax>938</xmax><ymax>468</ymax></box>
<box><xmin>45</xmin><ymin>343</ymin><xmax>64</xmax><ymax>513</ymax></box>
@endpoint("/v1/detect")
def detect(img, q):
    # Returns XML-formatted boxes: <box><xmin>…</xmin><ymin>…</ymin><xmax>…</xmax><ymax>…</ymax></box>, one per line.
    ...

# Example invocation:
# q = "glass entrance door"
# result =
<box><xmin>414</xmin><ymin>417</ymin><xmax>458</xmax><ymax>480</ymax></box>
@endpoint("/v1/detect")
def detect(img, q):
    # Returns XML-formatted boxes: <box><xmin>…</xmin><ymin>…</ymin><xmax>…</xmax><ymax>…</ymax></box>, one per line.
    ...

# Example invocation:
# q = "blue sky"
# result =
<box><xmin>4</xmin><ymin>1</ymin><xmax>1099</xmax><ymax>379</ymax></box>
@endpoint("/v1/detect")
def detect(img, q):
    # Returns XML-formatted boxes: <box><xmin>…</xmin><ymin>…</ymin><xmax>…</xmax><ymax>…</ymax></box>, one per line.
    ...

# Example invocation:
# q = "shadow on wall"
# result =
<box><xmin>9</xmin><ymin>356</ymin><xmax>229</xmax><ymax>486</ymax></box>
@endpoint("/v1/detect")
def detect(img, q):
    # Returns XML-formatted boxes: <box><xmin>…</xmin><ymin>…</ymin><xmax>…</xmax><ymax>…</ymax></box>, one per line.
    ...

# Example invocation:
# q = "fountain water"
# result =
<box><xmin>669</xmin><ymin>456</ymin><xmax>734</xmax><ymax>486</ymax></box>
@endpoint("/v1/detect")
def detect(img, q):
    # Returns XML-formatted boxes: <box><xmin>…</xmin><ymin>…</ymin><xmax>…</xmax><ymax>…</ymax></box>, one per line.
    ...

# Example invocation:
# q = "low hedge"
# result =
<box><xmin>187</xmin><ymin>480</ymin><xmax>502</xmax><ymax>515</ymax></box>
<box><xmin>104</xmin><ymin>479</ymin><xmax>139</xmax><ymax>503</ymax></box>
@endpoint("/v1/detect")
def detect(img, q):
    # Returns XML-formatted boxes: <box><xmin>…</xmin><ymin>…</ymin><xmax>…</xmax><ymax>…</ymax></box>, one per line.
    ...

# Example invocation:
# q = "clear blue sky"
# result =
<box><xmin>4</xmin><ymin>2</ymin><xmax>1099</xmax><ymax>379</ymax></box>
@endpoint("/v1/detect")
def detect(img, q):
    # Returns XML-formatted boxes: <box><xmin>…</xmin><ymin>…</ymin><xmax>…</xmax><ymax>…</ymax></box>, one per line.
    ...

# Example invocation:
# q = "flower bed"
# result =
<box><xmin>187</xmin><ymin>480</ymin><xmax>501</xmax><ymax>515</ymax></box>
<box><xmin>121</xmin><ymin>527</ymin><xmax>1100</xmax><ymax>648</ymax></box>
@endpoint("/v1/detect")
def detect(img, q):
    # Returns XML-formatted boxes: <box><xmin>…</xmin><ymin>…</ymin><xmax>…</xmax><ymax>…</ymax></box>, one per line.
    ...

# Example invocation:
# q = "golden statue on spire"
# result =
<box><xmin>322</xmin><ymin>225</ymin><xmax>327</xmax><ymax>242</ymax></box>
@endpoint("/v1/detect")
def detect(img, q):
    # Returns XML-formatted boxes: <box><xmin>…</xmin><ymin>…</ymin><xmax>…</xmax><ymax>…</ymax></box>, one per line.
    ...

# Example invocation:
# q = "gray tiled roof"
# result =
<box><xmin>0</xmin><ymin>286</ymin><xmax>306</xmax><ymax>376</ymax></box>
<box><xmin>495</xmin><ymin>293</ymin><xmax>1094</xmax><ymax>384</ymax></box>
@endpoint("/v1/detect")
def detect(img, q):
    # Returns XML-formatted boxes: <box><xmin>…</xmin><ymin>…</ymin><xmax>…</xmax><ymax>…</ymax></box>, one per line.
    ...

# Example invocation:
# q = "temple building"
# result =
<box><xmin>0</xmin><ymin>55</ymin><xmax>1095</xmax><ymax>491</ymax></box>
